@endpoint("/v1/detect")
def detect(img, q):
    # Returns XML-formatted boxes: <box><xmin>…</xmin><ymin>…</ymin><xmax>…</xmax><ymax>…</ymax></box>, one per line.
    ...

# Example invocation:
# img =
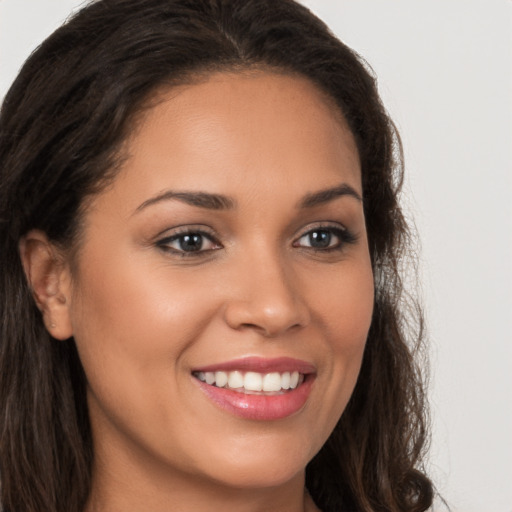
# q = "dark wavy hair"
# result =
<box><xmin>0</xmin><ymin>0</ymin><xmax>433</xmax><ymax>510</ymax></box>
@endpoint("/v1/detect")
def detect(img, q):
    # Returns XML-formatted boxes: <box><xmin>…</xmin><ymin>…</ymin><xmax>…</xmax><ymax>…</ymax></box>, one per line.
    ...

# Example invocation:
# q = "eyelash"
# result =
<box><xmin>292</xmin><ymin>225</ymin><xmax>357</xmax><ymax>252</ymax></box>
<box><xmin>156</xmin><ymin>224</ymin><xmax>357</xmax><ymax>257</ymax></box>
<box><xmin>156</xmin><ymin>227</ymin><xmax>221</xmax><ymax>256</ymax></box>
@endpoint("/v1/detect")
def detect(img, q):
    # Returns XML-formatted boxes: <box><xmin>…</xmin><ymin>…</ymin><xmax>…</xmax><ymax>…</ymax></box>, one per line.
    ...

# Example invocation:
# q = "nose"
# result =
<box><xmin>223</xmin><ymin>252</ymin><xmax>310</xmax><ymax>338</ymax></box>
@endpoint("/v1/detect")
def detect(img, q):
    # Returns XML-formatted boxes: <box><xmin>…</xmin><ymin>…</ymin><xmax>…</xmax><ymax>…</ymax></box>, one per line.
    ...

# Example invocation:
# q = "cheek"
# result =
<box><xmin>310</xmin><ymin>260</ymin><xmax>374</xmax><ymax>417</ymax></box>
<box><xmin>68</xmin><ymin>249</ymin><xmax>220</xmax><ymax>405</ymax></box>
<box><xmin>71</xmin><ymin>252</ymin><xmax>208</xmax><ymax>342</ymax></box>
<box><xmin>67</xmin><ymin>252</ymin><xmax>224</xmax><ymax>455</ymax></box>
<box><xmin>315</xmin><ymin>259</ymin><xmax>374</xmax><ymax>350</ymax></box>
<box><xmin>338</xmin><ymin>264</ymin><xmax>374</xmax><ymax>371</ymax></box>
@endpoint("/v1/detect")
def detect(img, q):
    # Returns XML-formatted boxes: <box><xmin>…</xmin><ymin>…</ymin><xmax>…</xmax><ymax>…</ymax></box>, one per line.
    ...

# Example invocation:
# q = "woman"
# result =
<box><xmin>0</xmin><ymin>0</ymin><xmax>433</xmax><ymax>510</ymax></box>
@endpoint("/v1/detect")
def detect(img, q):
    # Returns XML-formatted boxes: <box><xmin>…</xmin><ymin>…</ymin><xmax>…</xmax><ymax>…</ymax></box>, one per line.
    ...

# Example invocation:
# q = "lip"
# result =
<box><xmin>192</xmin><ymin>357</ymin><xmax>316</xmax><ymax>421</ymax></box>
<box><xmin>192</xmin><ymin>356</ymin><xmax>316</xmax><ymax>375</ymax></box>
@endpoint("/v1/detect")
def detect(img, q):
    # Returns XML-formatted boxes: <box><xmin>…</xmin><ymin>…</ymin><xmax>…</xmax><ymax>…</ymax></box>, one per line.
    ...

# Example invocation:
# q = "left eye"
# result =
<box><xmin>295</xmin><ymin>227</ymin><xmax>348</xmax><ymax>250</ymax></box>
<box><xmin>157</xmin><ymin>231</ymin><xmax>219</xmax><ymax>253</ymax></box>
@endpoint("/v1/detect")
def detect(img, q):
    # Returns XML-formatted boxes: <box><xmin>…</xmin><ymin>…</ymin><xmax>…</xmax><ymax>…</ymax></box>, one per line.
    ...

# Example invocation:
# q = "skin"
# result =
<box><xmin>21</xmin><ymin>71</ymin><xmax>374</xmax><ymax>512</ymax></box>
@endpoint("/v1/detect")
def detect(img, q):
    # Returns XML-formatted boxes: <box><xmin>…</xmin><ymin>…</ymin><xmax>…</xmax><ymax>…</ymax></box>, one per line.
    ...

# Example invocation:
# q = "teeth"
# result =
<box><xmin>244</xmin><ymin>372</ymin><xmax>263</xmax><ymax>391</ymax></box>
<box><xmin>195</xmin><ymin>370</ymin><xmax>303</xmax><ymax>392</ymax></box>
<box><xmin>262</xmin><ymin>372</ymin><xmax>282</xmax><ymax>392</ymax></box>
<box><xmin>290</xmin><ymin>371</ymin><xmax>300</xmax><ymax>389</ymax></box>
<box><xmin>228</xmin><ymin>370</ymin><xmax>244</xmax><ymax>389</ymax></box>
<box><xmin>281</xmin><ymin>371</ymin><xmax>291</xmax><ymax>389</ymax></box>
<box><xmin>215</xmin><ymin>371</ymin><xmax>228</xmax><ymax>388</ymax></box>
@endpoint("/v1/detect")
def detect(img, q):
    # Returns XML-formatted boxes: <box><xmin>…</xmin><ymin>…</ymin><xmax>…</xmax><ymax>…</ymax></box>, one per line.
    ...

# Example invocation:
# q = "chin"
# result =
<box><xmin>189</xmin><ymin>431</ymin><xmax>317</xmax><ymax>490</ymax></box>
<box><xmin>203</xmin><ymin>459</ymin><xmax>306</xmax><ymax>490</ymax></box>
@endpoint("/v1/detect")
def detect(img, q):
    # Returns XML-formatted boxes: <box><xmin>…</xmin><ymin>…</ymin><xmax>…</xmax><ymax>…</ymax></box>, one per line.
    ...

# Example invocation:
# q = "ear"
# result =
<box><xmin>19</xmin><ymin>230</ymin><xmax>74</xmax><ymax>340</ymax></box>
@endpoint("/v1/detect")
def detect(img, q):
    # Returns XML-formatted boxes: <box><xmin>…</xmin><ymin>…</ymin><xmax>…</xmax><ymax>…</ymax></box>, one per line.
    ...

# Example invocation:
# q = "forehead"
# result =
<box><xmin>96</xmin><ymin>71</ymin><xmax>361</xmax><ymax>213</ymax></box>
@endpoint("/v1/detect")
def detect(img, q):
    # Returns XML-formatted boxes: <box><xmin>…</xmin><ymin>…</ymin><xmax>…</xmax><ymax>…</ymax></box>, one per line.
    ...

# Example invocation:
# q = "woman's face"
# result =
<box><xmin>64</xmin><ymin>72</ymin><xmax>374</xmax><ymax>492</ymax></box>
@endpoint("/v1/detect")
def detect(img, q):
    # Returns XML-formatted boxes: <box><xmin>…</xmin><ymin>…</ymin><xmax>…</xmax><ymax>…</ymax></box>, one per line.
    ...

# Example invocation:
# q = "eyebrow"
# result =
<box><xmin>134</xmin><ymin>190</ymin><xmax>236</xmax><ymax>213</ymax></box>
<box><xmin>134</xmin><ymin>182</ymin><xmax>361</xmax><ymax>214</ymax></box>
<box><xmin>298</xmin><ymin>183</ymin><xmax>362</xmax><ymax>208</ymax></box>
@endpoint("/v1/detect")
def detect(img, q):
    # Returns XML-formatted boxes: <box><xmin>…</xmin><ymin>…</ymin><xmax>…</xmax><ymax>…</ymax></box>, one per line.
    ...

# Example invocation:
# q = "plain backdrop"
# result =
<box><xmin>1</xmin><ymin>1</ymin><xmax>511</xmax><ymax>511</ymax></box>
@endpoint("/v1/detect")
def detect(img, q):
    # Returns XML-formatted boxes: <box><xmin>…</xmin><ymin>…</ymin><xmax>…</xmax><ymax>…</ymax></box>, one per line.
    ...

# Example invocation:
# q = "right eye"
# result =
<box><xmin>156</xmin><ymin>229</ymin><xmax>221</xmax><ymax>256</ymax></box>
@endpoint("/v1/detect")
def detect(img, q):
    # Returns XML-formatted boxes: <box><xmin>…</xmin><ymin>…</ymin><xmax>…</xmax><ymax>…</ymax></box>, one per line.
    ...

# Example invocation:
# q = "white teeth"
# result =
<box><xmin>244</xmin><ymin>372</ymin><xmax>263</xmax><ymax>391</ymax></box>
<box><xmin>228</xmin><ymin>370</ymin><xmax>244</xmax><ymax>389</ymax></box>
<box><xmin>195</xmin><ymin>369</ymin><xmax>305</xmax><ymax>392</ymax></box>
<box><xmin>215</xmin><ymin>371</ymin><xmax>228</xmax><ymax>388</ymax></box>
<box><xmin>281</xmin><ymin>371</ymin><xmax>291</xmax><ymax>389</ymax></box>
<box><xmin>262</xmin><ymin>372</ymin><xmax>282</xmax><ymax>392</ymax></box>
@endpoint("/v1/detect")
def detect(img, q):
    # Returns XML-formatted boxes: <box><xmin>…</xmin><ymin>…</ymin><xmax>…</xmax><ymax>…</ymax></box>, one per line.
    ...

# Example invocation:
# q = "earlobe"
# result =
<box><xmin>19</xmin><ymin>230</ymin><xmax>74</xmax><ymax>340</ymax></box>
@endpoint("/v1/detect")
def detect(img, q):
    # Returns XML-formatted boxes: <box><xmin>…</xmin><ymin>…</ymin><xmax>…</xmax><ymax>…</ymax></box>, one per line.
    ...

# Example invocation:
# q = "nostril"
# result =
<box><xmin>223</xmin><ymin>297</ymin><xmax>310</xmax><ymax>337</ymax></box>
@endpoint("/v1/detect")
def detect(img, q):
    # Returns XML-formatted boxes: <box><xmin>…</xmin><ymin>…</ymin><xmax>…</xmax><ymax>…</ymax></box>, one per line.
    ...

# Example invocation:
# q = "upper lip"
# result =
<box><xmin>192</xmin><ymin>356</ymin><xmax>316</xmax><ymax>375</ymax></box>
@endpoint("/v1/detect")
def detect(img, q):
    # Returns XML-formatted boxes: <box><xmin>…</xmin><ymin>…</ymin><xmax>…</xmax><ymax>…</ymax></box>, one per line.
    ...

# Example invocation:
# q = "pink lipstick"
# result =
<box><xmin>192</xmin><ymin>357</ymin><xmax>315</xmax><ymax>420</ymax></box>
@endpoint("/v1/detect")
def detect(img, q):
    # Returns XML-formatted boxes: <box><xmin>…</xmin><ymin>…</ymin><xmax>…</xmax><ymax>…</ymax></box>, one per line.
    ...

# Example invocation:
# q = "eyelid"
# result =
<box><xmin>293</xmin><ymin>221</ymin><xmax>346</xmax><ymax>239</ymax></box>
<box><xmin>154</xmin><ymin>224</ymin><xmax>216</xmax><ymax>239</ymax></box>
<box><xmin>155</xmin><ymin>225</ymin><xmax>222</xmax><ymax>255</ymax></box>
<box><xmin>292</xmin><ymin>222</ymin><xmax>358</xmax><ymax>249</ymax></box>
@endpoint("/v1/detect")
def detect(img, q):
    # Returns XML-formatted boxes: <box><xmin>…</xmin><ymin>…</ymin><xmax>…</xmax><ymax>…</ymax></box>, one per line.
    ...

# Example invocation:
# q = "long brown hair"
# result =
<box><xmin>0</xmin><ymin>0</ymin><xmax>433</xmax><ymax>510</ymax></box>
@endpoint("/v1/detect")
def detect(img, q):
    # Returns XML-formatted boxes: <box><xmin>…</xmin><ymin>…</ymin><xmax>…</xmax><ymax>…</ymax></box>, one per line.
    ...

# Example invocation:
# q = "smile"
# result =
<box><xmin>193</xmin><ymin>370</ymin><xmax>303</xmax><ymax>394</ymax></box>
<box><xmin>192</xmin><ymin>357</ymin><xmax>315</xmax><ymax>420</ymax></box>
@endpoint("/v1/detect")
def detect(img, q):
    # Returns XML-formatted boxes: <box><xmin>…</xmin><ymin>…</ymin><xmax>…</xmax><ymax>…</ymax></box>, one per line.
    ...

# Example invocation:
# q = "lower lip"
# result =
<box><xmin>195</xmin><ymin>377</ymin><xmax>314</xmax><ymax>421</ymax></box>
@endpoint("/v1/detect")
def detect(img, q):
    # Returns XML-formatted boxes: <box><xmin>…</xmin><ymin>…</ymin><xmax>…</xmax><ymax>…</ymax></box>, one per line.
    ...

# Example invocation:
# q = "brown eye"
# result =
<box><xmin>157</xmin><ymin>230</ymin><xmax>220</xmax><ymax>254</ymax></box>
